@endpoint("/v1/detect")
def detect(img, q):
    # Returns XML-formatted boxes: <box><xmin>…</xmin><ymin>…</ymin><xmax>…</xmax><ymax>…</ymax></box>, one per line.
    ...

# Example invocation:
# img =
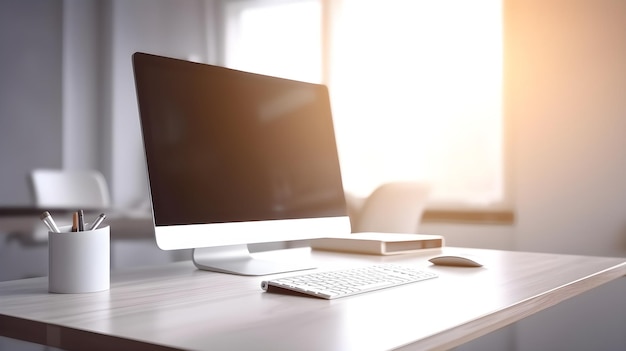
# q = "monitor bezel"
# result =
<box><xmin>153</xmin><ymin>216</ymin><xmax>350</xmax><ymax>251</ymax></box>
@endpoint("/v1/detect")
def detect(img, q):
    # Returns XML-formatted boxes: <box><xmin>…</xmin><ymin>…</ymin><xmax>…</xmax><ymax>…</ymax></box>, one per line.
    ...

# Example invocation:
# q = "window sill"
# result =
<box><xmin>421</xmin><ymin>209</ymin><xmax>515</xmax><ymax>225</ymax></box>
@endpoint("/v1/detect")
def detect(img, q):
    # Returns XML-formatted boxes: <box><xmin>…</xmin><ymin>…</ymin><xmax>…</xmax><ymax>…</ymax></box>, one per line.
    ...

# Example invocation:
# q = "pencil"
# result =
<box><xmin>40</xmin><ymin>211</ymin><xmax>60</xmax><ymax>233</ymax></box>
<box><xmin>77</xmin><ymin>210</ymin><xmax>85</xmax><ymax>231</ymax></box>
<box><xmin>89</xmin><ymin>213</ymin><xmax>107</xmax><ymax>231</ymax></box>
<box><xmin>72</xmin><ymin>212</ymin><xmax>79</xmax><ymax>232</ymax></box>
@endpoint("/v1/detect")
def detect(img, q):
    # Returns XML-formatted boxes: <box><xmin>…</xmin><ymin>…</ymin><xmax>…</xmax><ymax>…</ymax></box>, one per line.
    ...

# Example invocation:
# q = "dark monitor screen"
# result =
<box><xmin>133</xmin><ymin>52</ymin><xmax>347</xmax><ymax>233</ymax></box>
<box><xmin>133</xmin><ymin>53</ymin><xmax>351</xmax><ymax>275</ymax></box>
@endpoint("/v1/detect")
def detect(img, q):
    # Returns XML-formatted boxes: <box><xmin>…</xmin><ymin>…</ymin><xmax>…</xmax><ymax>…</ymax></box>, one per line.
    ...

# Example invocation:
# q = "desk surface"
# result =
<box><xmin>0</xmin><ymin>247</ymin><xmax>625</xmax><ymax>351</ymax></box>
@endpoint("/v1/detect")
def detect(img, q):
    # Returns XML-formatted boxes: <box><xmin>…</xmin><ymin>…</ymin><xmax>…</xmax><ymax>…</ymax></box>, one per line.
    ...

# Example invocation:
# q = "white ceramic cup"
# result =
<box><xmin>48</xmin><ymin>225</ymin><xmax>110</xmax><ymax>293</ymax></box>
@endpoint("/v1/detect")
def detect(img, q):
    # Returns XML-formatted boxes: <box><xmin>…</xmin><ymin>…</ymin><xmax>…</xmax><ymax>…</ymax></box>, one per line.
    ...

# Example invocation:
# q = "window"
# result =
<box><xmin>221</xmin><ymin>0</ymin><xmax>505</xmax><ymax>209</ymax></box>
<box><xmin>222</xmin><ymin>0</ymin><xmax>322</xmax><ymax>83</ymax></box>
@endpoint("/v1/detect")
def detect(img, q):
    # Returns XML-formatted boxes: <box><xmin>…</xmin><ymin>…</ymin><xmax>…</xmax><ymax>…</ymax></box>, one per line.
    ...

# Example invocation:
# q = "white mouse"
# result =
<box><xmin>429</xmin><ymin>255</ymin><xmax>483</xmax><ymax>267</ymax></box>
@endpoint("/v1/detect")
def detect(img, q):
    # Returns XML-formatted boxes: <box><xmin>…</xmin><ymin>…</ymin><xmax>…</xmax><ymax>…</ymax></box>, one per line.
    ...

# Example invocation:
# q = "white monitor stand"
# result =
<box><xmin>192</xmin><ymin>245</ymin><xmax>316</xmax><ymax>276</ymax></box>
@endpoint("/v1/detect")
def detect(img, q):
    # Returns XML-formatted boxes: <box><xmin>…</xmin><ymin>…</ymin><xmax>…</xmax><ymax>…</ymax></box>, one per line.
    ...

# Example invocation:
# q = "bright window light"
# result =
<box><xmin>329</xmin><ymin>0</ymin><xmax>503</xmax><ymax>206</ymax></box>
<box><xmin>224</xmin><ymin>0</ymin><xmax>322</xmax><ymax>83</ymax></box>
<box><xmin>223</xmin><ymin>0</ymin><xmax>504</xmax><ymax>208</ymax></box>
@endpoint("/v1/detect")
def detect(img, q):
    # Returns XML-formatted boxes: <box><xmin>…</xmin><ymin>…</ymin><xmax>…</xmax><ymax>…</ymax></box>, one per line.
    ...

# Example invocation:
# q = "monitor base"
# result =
<box><xmin>192</xmin><ymin>245</ymin><xmax>316</xmax><ymax>276</ymax></box>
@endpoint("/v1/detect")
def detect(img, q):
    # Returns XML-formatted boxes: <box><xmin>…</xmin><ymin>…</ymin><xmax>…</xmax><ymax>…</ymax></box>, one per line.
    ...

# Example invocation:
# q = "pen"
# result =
<box><xmin>40</xmin><ymin>211</ymin><xmax>60</xmax><ymax>233</ymax></box>
<box><xmin>72</xmin><ymin>212</ymin><xmax>79</xmax><ymax>232</ymax></box>
<box><xmin>89</xmin><ymin>213</ymin><xmax>107</xmax><ymax>230</ymax></box>
<box><xmin>78</xmin><ymin>209</ymin><xmax>85</xmax><ymax>231</ymax></box>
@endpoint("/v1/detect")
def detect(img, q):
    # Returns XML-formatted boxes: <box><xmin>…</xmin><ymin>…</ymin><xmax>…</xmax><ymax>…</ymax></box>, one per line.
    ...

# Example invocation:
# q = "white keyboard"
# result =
<box><xmin>261</xmin><ymin>264</ymin><xmax>437</xmax><ymax>299</ymax></box>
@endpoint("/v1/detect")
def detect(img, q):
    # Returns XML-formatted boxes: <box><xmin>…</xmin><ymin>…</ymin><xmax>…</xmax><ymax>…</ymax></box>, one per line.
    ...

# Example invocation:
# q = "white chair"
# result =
<box><xmin>348</xmin><ymin>181</ymin><xmax>430</xmax><ymax>234</ymax></box>
<box><xmin>29</xmin><ymin>169</ymin><xmax>111</xmax><ymax>209</ymax></box>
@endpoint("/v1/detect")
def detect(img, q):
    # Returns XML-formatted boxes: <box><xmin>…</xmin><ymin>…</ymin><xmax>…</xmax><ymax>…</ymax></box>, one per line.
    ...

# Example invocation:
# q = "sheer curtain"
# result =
<box><xmin>220</xmin><ymin>0</ymin><xmax>505</xmax><ymax>209</ymax></box>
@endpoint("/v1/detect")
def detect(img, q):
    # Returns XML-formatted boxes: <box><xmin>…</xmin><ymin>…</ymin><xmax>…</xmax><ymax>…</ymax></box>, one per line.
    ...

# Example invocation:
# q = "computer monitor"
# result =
<box><xmin>132</xmin><ymin>52</ymin><xmax>351</xmax><ymax>276</ymax></box>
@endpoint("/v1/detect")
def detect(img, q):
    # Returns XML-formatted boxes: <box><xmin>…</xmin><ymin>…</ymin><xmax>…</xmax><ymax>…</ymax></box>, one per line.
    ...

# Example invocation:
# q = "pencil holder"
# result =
<box><xmin>48</xmin><ymin>225</ymin><xmax>110</xmax><ymax>293</ymax></box>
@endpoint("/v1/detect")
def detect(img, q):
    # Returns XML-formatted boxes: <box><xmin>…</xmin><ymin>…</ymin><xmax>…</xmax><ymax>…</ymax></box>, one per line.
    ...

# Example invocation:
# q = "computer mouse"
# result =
<box><xmin>429</xmin><ymin>255</ymin><xmax>483</xmax><ymax>267</ymax></box>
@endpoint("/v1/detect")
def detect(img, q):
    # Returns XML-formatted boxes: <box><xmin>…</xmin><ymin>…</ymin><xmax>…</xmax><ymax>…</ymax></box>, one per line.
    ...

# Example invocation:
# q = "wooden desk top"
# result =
<box><xmin>0</xmin><ymin>247</ymin><xmax>624</xmax><ymax>351</ymax></box>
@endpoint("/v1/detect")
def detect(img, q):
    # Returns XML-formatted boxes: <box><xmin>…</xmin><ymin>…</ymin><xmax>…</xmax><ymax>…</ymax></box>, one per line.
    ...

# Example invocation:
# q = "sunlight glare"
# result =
<box><xmin>226</xmin><ymin>1</ymin><xmax>322</xmax><ymax>83</ymax></box>
<box><xmin>330</xmin><ymin>0</ymin><xmax>503</xmax><ymax>205</ymax></box>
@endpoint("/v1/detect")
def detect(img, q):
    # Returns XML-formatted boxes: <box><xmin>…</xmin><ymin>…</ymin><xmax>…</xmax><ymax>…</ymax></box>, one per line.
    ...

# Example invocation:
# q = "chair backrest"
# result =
<box><xmin>29</xmin><ymin>169</ymin><xmax>111</xmax><ymax>209</ymax></box>
<box><xmin>353</xmin><ymin>181</ymin><xmax>430</xmax><ymax>234</ymax></box>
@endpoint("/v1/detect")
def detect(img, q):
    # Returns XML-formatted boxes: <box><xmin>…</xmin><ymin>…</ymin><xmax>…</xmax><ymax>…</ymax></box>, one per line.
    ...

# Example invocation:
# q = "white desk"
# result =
<box><xmin>0</xmin><ymin>247</ymin><xmax>624</xmax><ymax>351</ymax></box>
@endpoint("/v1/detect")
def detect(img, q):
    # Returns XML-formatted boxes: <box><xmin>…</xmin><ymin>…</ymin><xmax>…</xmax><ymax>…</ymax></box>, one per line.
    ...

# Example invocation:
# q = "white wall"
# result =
<box><xmin>510</xmin><ymin>0</ymin><xmax>626</xmax><ymax>258</ymax></box>
<box><xmin>425</xmin><ymin>1</ymin><xmax>626</xmax><ymax>350</ymax></box>
<box><xmin>508</xmin><ymin>0</ymin><xmax>626</xmax><ymax>350</ymax></box>
<box><xmin>0</xmin><ymin>0</ymin><xmax>63</xmax><ymax>205</ymax></box>
<box><xmin>63</xmin><ymin>0</ymin><xmax>100</xmax><ymax>171</ymax></box>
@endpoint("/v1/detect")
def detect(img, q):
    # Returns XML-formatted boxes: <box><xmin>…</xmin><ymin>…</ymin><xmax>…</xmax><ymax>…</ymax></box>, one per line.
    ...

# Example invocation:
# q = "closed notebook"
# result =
<box><xmin>311</xmin><ymin>232</ymin><xmax>444</xmax><ymax>255</ymax></box>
